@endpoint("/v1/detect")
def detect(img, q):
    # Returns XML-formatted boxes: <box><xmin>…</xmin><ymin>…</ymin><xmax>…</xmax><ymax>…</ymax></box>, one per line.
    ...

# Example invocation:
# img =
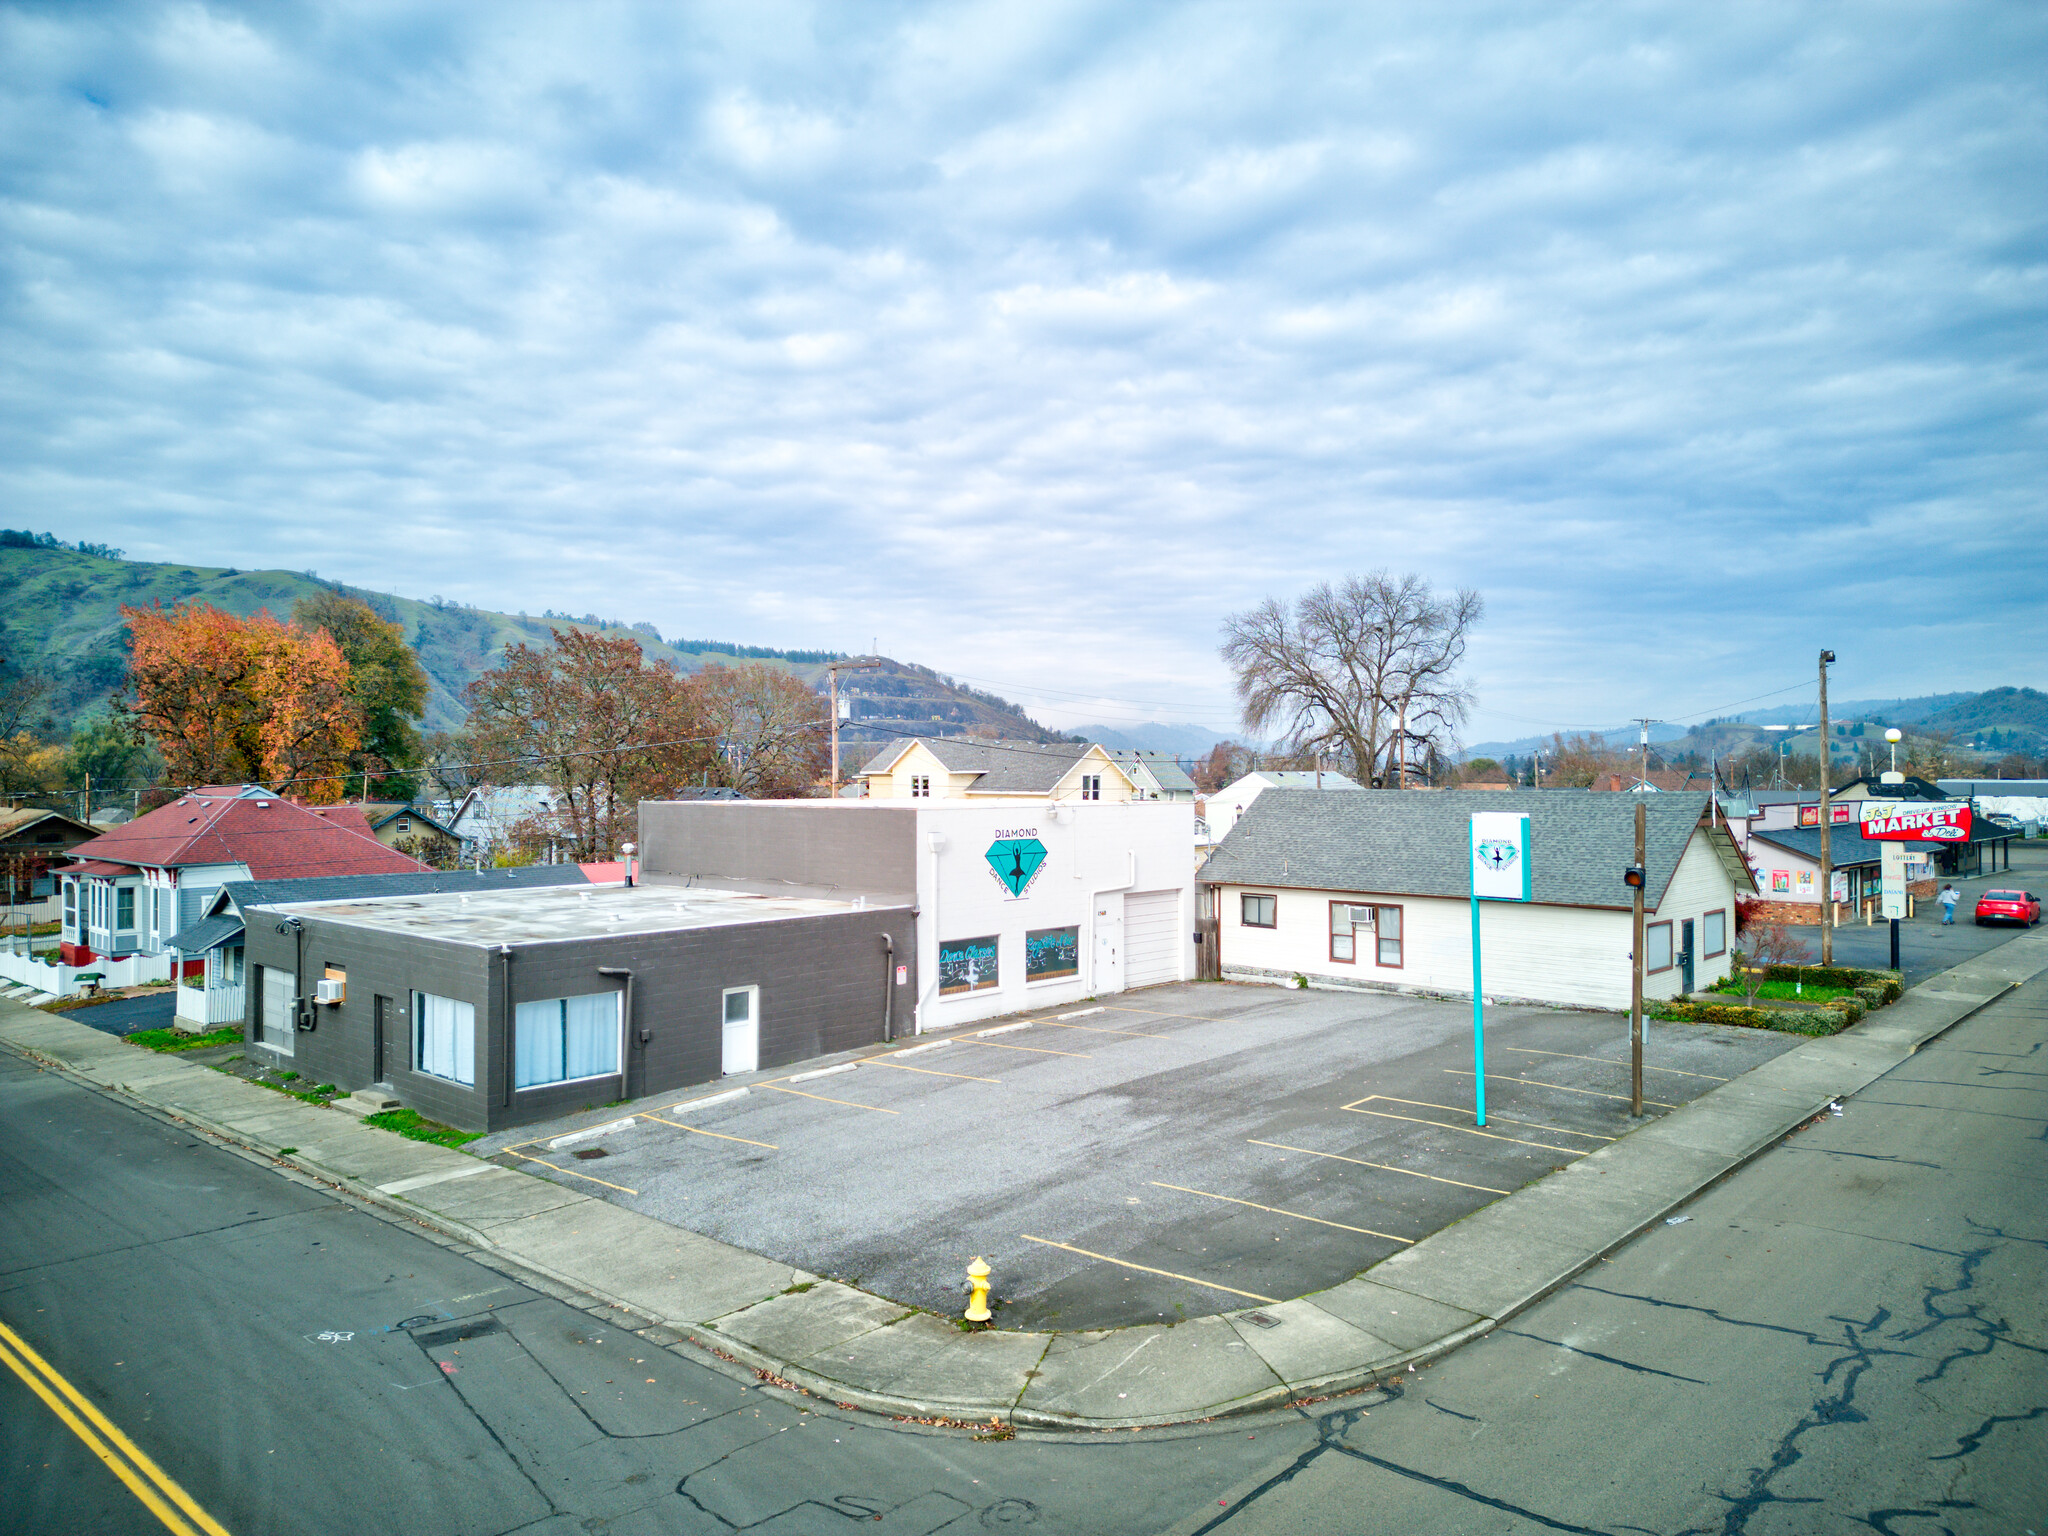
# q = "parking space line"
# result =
<box><xmin>1349</xmin><ymin>1094</ymin><xmax>1617</xmax><ymax>1141</ymax></box>
<box><xmin>763</xmin><ymin>1084</ymin><xmax>898</xmax><ymax>1114</ymax></box>
<box><xmin>1442</xmin><ymin>1069</ymin><xmax>1674</xmax><ymax>1110</ymax></box>
<box><xmin>952</xmin><ymin>1038</ymin><xmax>1092</xmax><ymax>1058</ymax></box>
<box><xmin>1342</xmin><ymin>1105</ymin><xmax>1592</xmax><ymax>1155</ymax></box>
<box><xmin>640</xmin><ymin>1112</ymin><xmax>779</xmax><ymax>1149</ymax></box>
<box><xmin>1503</xmin><ymin>1046</ymin><xmax>1728</xmax><ymax>1081</ymax></box>
<box><xmin>501</xmin><ymin>1147</ymin><xmax>641</xmax><ymax>1194</ymax></box>
<box><xmin>1102</xmin><ymin>1004</ymin><xmax>1232</xmax><ymax>1025</ymax></box>
<box><xmin>1019</xmin><ymin>1235</ymin><xmax>1280</xmax><ymax>1304</ymax></box>
<box><xmin>1149</xmin><ymin>1182</ymin><xmax>1415</xmax><ymax>1243</ymax></box>
<box><xmin>856</xmin><ymin>1058</ymin><xmax>1000</xmax><ymax>1083</ymax></box>
<box><xmin>1034</xmin><ymin>1019</ymin><xmax>1173</xmax><ymax>1040</ymax></box>
<box><xmin>1246</xmin><ymin>1139</ymin><xmax>1510</xmax><ymax>1194</ymax></box>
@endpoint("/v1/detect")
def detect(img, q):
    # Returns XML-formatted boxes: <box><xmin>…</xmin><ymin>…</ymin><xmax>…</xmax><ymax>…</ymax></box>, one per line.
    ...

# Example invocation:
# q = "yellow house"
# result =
<box><xmin>860</xmin><ymin>738</ymin><xmax>1140</xmax><ymax>804</ymax></box>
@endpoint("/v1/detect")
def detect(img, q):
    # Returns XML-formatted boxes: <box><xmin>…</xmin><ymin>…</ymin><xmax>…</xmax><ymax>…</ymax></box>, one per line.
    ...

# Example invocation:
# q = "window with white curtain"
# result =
<box><xmin>413</xmin><ymin>992</ymin><xmax>476</xmax><ymax>1085</ymax></box>
<box><xmin>514</xmin><ymin>992</ymin><xmax>621</xmax><ymax>1088</ymax></box>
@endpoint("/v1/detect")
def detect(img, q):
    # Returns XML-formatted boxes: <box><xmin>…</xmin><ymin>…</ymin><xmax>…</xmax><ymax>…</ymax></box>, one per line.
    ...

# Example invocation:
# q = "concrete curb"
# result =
<box><xmin>6</xmin><ymin>927</ymin><xmax>2045</xmax><ymax>1431</ymax></box>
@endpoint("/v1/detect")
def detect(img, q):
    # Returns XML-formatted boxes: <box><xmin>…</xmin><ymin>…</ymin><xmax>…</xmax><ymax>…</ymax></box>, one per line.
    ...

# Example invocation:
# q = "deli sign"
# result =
<box><xmin>1858</xmin><ymin>801</ymin><xmax>1972</xmax><ymax>842</ymax></box>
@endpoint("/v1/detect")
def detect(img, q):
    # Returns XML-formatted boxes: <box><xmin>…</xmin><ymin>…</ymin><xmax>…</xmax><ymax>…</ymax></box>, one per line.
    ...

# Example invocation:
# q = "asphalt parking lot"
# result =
<box><xmin>480</xmin><ymin>982</ymin><xmax>1800</xmax><ymax>1332</ymax></box>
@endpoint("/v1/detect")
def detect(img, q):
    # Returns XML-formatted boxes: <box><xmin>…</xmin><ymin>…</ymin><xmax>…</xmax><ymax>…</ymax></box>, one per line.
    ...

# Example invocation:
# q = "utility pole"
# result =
<box><xmin>1630</xmin><ymin>798</ymin><xmax>1646</xmax><ymax>1116</ymax></box>
<box><xmin>826</xmin><ymin>657</ymin><xmax>883</xmax><ymax>798</ymax></box>
<box><xmin>1632</xmin><ymin>719</ymin><xmax>1660</xmax><ymax>791</ymax></box>
<box><xmin>1818</xmin><ymin>649</ymin><xmax>1835</xmax><ymax>965</ymax></box>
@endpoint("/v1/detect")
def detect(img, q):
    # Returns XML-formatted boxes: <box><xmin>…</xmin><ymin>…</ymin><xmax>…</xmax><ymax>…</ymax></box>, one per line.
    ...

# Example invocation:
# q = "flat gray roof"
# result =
<box><xmin>254</xmin><ymin>881</ymin><xmax>899</xmax><ymax>947</ymax></box>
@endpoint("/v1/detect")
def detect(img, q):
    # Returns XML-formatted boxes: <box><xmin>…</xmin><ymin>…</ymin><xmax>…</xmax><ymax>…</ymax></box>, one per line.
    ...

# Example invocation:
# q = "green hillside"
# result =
<box><xmin>0</xmin><ymin>545</ymin><xmax>1060</xmax><ymax>745</ymax></box>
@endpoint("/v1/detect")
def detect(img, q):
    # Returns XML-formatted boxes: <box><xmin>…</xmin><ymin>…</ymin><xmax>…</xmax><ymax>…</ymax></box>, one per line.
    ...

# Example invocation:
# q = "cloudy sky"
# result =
<box><xmin>3</xmin><ymin>3</ymin><xmax>2043</xmax><ymax>743</ymax></box>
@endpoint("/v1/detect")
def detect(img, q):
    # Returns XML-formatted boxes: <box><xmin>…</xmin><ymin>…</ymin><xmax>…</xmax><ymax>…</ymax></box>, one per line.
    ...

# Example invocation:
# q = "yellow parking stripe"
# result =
<box><xmin>1149</xmin><ymin>1183</ymin><xmax>1414</xmax><ymax>1243</ymax></box>
<box><xmin>1348</xmin><ymin>1094</ymin><xmax>1616</xmax><ymax>1141</ymax></box>
<box><xmin>955</xmin><ymin>1038</ymin><xmax>1091</xmax><ymax>1058</ymax></box>
<box><xmin>641</xmin><ymin>1113</ymin><xmax>778</xmax><ymax>1149</ymax></box>
<box><xmin>856</xmin><ymin>1058</ymin><xmax>1000</xmax><ymax>1084</ymax></box>
<box><xmin>763</xmin><ymin>1084</ymin><xmax>898</xmax><ymax>1114</ymax></box>
<box><xmin>500</xmin><ymin>1147</ymin><xmax>641</xmax><ymax>1195</ymax></box>
<box><xmin>1343</xmin><ymin>1105</ymin><xmax>1590</xmax><ymax>1155</ymax></box>
<box><xmin>1503</xmin><ymin>1045</ymin><xmax>1728</xmax><ymax>1081</ymax></box>
<box><xmin>0</xmin><ymin>1321</ymin><xmax>232</xmax><ymax>1536</ymax></box>
<box><xmin>1246</xmin><ymin>1139</ymin><xmax>1510</xmax><ymax>1194</ymax></box>
<box><xmin>1019</xmin><ymin>1235</ymin><xmax>1280</xmax><ymax>1304</ymax></box>
<box><xmin>1441</xmin><ymin>1069</ymin><xmax>1674</xmax><ymax>1110</ymax></box>
<box><xmin>1034</xmin><ymin>1019</ymin><xmax>1173</xmax><ymax>1040</ymax></box>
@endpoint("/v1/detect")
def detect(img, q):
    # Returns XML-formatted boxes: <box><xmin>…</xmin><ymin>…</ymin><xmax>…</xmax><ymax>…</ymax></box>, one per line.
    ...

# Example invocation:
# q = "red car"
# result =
<box><xmin>1973</xmin><ymin>889</ymin><xmax>2042</xmax><ymax>926</ymax></box>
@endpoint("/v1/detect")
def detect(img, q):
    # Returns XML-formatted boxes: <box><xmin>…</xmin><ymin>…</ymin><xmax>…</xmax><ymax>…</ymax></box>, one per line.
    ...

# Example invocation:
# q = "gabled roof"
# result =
<box><xmin>1106</xmin><ymin>749</ymin><xmax>1198</xmax><ymax>795</ymax></box>
<box><xmin>0</xmin><ymin>807</ymin><xmax>98</xmax><ymax>842</ymax></box>
<box><xmin>362</xmin><ymin>802</ymin><xmax>461</xmax><ymax>837</ymax></box>
<box><xmin>1219</xmin><ymin>770</ymin><xmax>1363</xmax><ymax>797</ymax></box>
<box><xmin>65</xmin><ymin>785</ymin><xmax>427</xmax><ymax>880</ymax></box>
<box><xmin>1203</xmin><ymin>789</ymin><xmax>1722</xmax><ymax>912</ymax></box>
<box><xmin>860</xmin><ymin>737</ymin><xmax>1125</xmax><ymax>795</ymax></box>
<box><xmin>1747</xmin><ymin>815</ymin><xmax>2013</xmax><ymax>868</ymax></box>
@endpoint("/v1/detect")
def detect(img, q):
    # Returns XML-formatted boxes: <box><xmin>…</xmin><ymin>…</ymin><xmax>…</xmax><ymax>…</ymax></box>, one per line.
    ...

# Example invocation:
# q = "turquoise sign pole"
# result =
<box><xmin>1469</xmin><ymin>810</ymin><xmax>1530</xmax><ymax>1134</ymax></box>
<box><xmin>1470</xmin><ymin>883</ymin><xmax>1487</xmax><ymax>1127</ymax></box>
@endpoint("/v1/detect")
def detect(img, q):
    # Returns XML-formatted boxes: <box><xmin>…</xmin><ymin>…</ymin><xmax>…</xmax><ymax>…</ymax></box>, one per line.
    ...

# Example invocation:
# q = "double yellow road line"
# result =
<box><xmin>0</xmin><ymin>1318</ymin><xmax>232</xmax><ymax>1536</ymax></box>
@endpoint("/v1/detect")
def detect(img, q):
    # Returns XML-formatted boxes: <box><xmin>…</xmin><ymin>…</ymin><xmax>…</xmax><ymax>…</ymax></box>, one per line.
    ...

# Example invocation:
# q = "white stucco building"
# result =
<box><xmin>637</xmin><ymin>798</ymin><xmax>1197</xmax><ymax>1029</ymax></box>
<box><xmin>1201</xmin><ymin>790</ymin><xmax>1754</xmax><ymax>1011</ymax></box>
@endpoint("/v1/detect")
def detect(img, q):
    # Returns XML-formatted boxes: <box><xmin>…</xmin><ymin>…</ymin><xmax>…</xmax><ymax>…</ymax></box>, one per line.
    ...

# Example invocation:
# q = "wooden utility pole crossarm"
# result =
<box><xmin>826</xmin><ymin>657</ymin><xmax>884</xmax><ymax>797</ymax></box>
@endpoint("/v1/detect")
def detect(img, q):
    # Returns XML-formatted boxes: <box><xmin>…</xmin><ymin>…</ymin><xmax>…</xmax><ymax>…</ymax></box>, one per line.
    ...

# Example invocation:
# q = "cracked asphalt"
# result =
<box><xmin>3</xmin><ymin>958</ymin><xmax>2042</xmax><ymax>1534</ymax></box>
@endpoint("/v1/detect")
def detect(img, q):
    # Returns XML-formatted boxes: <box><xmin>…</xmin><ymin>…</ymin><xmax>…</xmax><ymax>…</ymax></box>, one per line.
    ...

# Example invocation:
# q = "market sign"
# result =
<box><xmin>1858</xmin><ymin>801</ymin><xmax>1972</xmax><ymax>842</ymax></box>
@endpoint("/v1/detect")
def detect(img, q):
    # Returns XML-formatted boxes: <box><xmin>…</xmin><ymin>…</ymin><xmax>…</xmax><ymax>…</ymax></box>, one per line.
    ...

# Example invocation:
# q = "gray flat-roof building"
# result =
<box><xmin>241</xmin><ymin>882</ymin><xmax>913</xmax><ymax>1132</ymax></box>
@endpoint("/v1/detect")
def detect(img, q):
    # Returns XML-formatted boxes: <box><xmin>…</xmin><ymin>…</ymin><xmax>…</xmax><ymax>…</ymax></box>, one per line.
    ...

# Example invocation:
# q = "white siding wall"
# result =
<box><xmin>1644</xmin><ymin>834</ymin><xmax>1739</xmax><ymax>997</ymax></box>
<box><xmin>1218</xmin><ymin>827</ymin><xmax>1739</xmax><ymax>1012</ymax></box>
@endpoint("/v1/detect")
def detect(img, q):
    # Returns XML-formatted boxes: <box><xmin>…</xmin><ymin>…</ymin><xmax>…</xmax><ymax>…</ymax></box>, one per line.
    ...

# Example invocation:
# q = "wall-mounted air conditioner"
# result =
<box><xmin>315</xmin><ymin>978</ymin><xmax>345</xmax><ymax>1005</ymax></box>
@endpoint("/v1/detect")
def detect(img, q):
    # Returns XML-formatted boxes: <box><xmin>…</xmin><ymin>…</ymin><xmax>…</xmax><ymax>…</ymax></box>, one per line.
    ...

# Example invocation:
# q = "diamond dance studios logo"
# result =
<box><xmin>986</xmin><ymin>832</ymin><xmax>1048</xmax><ymax>898</ymax></box>
<box><xmin>1475</xmin><ymin>839</ymin><xmax>1520</xmax><ymax>874</ymax></box>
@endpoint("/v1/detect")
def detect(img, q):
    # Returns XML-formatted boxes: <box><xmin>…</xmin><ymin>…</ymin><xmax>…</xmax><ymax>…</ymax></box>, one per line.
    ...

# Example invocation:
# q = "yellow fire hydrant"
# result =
<box><xmin>964</xmin><ymin>1258</ymin><xmax>992</xmax><ymax>1324</ymax></box>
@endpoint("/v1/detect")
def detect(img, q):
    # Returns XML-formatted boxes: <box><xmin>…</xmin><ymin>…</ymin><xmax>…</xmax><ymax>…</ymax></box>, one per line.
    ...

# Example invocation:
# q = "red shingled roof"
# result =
<box><xmin>65</xmin><ymin>786</ymin><xmax>427</xmax><ymax>880</ymax></box>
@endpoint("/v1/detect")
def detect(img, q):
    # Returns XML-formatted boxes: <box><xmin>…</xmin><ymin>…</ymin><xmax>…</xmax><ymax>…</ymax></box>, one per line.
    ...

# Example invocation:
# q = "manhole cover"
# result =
<box><xmin>1241</xmin><ymin>1312</ymin><xmax>1281</xmax><ymax>1329</ymax></box>
<box><xmin>572</xmin><ymin>1148</ymin><xmax>609</xmax><ymax>1160</ymax></box>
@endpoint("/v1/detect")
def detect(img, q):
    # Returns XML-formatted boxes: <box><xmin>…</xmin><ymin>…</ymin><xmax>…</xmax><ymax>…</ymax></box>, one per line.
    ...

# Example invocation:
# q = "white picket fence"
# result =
<box><xmin>175</xmin><ymin>980</ymin><xmax>247</xmax><ymax>1027</ymax></box>
<box><xmin>0</xmin><ymin>948</ymin><xmax>173</xmax><ymax>999</ymax></box>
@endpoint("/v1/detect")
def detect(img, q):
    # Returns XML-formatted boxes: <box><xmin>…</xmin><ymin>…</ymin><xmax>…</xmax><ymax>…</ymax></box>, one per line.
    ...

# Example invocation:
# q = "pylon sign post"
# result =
<box><xmin>1470</xmin><ymin>812</ymin><xmax>1532</xmax><ymax>1128</ymax></box>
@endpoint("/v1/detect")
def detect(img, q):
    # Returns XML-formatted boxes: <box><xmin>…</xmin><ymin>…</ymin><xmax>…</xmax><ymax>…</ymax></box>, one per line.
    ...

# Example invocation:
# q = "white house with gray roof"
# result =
<box><xmin>860</xmin><ymin>737</ymin><xmax>1139</xmax><ymax>804</ymax></box>
<box><xmin>1201</xmin><ymin>790</ymin><xmax>1753</xmax><ymax>1011</ymax></box>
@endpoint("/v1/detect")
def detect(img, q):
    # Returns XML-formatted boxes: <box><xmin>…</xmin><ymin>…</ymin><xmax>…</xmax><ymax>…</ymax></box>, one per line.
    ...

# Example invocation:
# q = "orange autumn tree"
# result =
<box><xmin>118</xmin><ymin>603</ymin><xmax>363</xmax><ymax>801</ymax></box>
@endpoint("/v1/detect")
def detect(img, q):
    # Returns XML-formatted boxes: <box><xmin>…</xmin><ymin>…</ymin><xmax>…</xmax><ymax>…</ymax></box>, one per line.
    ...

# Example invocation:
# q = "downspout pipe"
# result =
<box><xmin>598</xmin><ymin>966</ymin><xmax>637</xmax><ymax>1097</ymax></box>
<box><xmin>499</xmin><ymin>945</ymin><xmax>515</xmax><ymax>1109</ymax></box>
<box><xmin>880</xmin><ymin>933</ymin><xmax>896</xmax><ymax>1043</ymax></box>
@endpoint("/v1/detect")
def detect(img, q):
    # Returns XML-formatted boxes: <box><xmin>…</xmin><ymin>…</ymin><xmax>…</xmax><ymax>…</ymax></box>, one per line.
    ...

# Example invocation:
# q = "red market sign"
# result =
<box><xmin>1859</xmin><ymin>802</ymin><xmax>1972</xmax><ymax>842</ymax></box>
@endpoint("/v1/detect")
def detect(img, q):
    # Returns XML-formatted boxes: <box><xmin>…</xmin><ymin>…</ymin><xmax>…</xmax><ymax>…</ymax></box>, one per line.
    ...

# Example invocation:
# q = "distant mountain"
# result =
<box><xmin>1069</xmin><ymin>722</ymin><xmax>1237</xmax><ymax>758</ymax></box>
<box><xmin>0</xmin><ymin>545</ymin><xmax>1061</xmax><ymax>744</ymax></box>
<box><xmin>1464</xmin><ymin>723</ymin><xmax>1688</xmax><ymax>760</ymax></box>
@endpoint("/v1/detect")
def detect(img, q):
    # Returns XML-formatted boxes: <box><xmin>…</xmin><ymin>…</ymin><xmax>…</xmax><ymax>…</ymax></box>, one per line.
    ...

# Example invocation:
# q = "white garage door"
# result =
<box><xmin>1122</xmin><ymin>890</ymin><xmax>1182</xmax><ymax>989</ymax></box>
<box><xmin>261</xmin><ymin>967</ymin><xmax>296</xmax><ymax>1056</ymax></box>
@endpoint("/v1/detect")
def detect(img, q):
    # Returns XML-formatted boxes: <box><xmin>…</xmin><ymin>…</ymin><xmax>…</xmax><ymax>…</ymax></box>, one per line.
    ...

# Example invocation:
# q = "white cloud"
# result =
<box><xmin>0</xmin><ymin>1</ymin><xmax>2041</xmax><ymax>743</ymax></box>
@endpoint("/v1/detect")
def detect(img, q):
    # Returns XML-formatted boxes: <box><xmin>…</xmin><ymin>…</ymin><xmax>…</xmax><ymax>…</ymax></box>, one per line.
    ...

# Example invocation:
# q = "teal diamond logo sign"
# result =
<box><xmin>985</xmin><ymin>837</ymin><xmax>1047</xmax><ymax>898</ymax></box>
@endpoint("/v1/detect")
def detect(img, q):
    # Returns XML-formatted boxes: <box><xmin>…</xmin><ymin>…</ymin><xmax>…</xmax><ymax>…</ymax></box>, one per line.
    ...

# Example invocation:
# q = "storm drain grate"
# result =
<box><xmin>1241</xmin><ymin>1312</ymin><xmax>1281</xmax><ymax>1329</ymax></box>
<box><xmin>572</xmin><ymin>1148</ymin><xmax>610</xmax><ymax>1160</ymax></box>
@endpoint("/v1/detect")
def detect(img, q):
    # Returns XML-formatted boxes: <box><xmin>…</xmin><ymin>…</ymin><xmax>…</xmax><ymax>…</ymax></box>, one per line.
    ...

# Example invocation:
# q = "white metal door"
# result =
<box><xmin>1123</xmin><ymin>890</ymin><xmax>1181</xmax><ymax>988</ymax></box>
<box><xmin>261</xmin><ymin>967</ymin><xmax>296</xmax><ymax>1056</ymax></box>
<box><xmin>721</xmin><ymin>986</ymin><xmax>759</xmax><ymax>1075</ymax></box>
<box><xmin>1093</xmin><ymin>902</ymin><xmax>1124</xmax><ymax>994</ymax></box>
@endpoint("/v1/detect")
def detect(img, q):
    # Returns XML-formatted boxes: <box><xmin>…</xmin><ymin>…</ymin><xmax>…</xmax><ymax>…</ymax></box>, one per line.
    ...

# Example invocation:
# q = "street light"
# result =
<box><xmin>1884</xmin><ymin>727</ymin><xmax>1903</xmax><ymax>782</ymax></box>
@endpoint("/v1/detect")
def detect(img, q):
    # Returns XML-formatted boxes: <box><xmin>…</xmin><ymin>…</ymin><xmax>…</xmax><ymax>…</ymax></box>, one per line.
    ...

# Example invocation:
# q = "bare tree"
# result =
<box><xmin>1221</xmin><ymin>572</ymin><xmax>1482</xmax><ymax>787</ymax></box>
<box><xmin>688</xmin><ymin>663</ymin><xmax>829</xmax><ymax>798</ymax></box>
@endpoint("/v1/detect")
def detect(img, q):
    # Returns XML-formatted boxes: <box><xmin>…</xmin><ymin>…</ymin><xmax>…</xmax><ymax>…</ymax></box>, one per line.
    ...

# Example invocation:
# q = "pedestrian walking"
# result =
<box><xmin>1939</xmin><ymin>884</ymin><xmax>1960</xmax><ymax>924</ymax></box>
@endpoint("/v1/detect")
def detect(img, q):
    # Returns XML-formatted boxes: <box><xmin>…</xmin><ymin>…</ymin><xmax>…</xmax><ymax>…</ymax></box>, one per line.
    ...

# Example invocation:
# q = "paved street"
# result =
<box><xmin>1824</xmin><ymin>838</ymin><xmax>2047</xmax><ymax>985</ymax></box>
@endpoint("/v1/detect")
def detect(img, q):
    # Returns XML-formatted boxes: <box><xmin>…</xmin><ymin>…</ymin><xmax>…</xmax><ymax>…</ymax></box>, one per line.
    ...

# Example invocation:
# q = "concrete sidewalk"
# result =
<box><xmin>6</xmin><ymin>928</ymin><xmax>2046</xmax><ymax>1431</ymax></box>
